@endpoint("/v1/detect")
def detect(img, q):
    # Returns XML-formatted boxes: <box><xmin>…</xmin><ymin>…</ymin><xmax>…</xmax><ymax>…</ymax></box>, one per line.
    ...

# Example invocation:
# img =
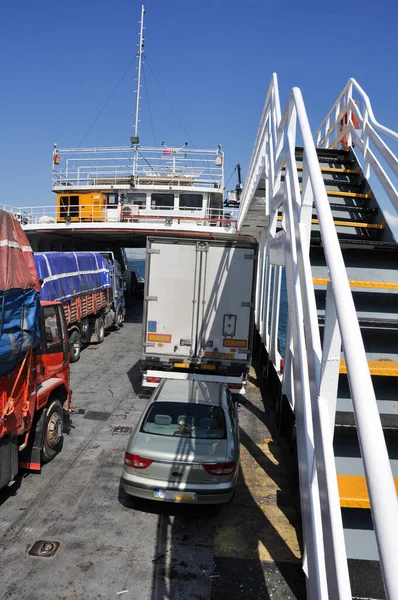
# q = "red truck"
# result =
<box><xmin>0</xmin><ymin>209</ymin><xmax>71</xmax><ymax>490</ymax></box>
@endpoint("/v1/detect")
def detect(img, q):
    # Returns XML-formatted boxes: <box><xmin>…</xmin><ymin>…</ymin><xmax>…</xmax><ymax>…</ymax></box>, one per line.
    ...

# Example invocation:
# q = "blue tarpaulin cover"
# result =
<box><xmin>34</xmin><ymin>252</ymin><xmax>111</xmax><ymax>302</ymax></box>
<box><xmin>0</xmin><ymin>209</ymin><xmax>41</xmax><ymax>377</ymax></box>
<box><xmin>0</xmin><ymin>289</ymin><xmax>40</xmax><ymax>377</ymax></box>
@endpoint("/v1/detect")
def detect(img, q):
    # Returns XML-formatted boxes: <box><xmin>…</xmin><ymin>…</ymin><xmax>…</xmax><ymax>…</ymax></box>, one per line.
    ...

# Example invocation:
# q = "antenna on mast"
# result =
<box><xmin>131</xmin><ymin>4</ymin><xmax>145</xmax><ymax>146</ymax></box>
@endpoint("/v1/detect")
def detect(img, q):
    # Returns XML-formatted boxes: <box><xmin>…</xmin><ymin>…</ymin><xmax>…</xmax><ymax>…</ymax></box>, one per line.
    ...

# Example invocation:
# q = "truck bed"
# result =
<box><xmin>62</xmin><ymin>288</ymin><xmax>111</xmax><ymax>325</ymax></box>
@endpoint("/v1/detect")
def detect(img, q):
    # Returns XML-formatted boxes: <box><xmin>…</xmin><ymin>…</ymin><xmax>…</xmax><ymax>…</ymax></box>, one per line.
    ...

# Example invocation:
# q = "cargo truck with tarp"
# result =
<box><xmin>0</xmin><ymin>209</ymin><xmax>71</xmax><ymax>491</ymax></box>
<box><xmin>34</xmin><ymin>251</ymin><xmax>126</xmax><ymax>362</ymax></box>
<box><xmin>141</xmin><ymin>237</ymin><xmax>257</xmax><ymax>392</ymax></box>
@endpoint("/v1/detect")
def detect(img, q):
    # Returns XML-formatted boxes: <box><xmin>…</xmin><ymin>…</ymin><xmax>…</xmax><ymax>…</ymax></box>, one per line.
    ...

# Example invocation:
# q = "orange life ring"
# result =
<box><xmin>340</xmin><ymin>101</ymin><xmax>360</xmax><ymax>147</ymax></box>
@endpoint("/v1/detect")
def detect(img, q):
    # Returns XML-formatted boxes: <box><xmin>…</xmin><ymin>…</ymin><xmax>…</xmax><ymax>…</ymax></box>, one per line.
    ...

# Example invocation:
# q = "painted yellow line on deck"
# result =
<box><xmin>214</xmin><ymin>442</ymin><xmax>301</xmax><ymax>562</ymax></box>
<box><xmin>313</xmin><ymin>278</ymin><xmax>398</xmax><ymax>290</ymax></box>
<box><xmin>340</xmin><ymin>359</ymin><xmax>398</xmax><ymax>377</ymax></box>
<box><xmin>338</xmin><ymin>475</ymin><xmax>398</xmax><ymax>509</ymax></box>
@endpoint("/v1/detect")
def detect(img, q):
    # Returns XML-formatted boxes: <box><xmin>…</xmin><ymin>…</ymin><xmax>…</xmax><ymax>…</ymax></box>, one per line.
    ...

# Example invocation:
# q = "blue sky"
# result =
<box><xmin>1</xmin><ymin>0</ymin><xmax>397</xmax><ymax>208</ymax></box>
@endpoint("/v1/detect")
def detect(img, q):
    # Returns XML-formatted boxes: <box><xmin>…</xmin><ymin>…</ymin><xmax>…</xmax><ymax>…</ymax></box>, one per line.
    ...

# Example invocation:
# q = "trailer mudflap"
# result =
<box><xmin>0</xmin><ymin>436</ymin><xmax>19</xmax><ymax>488</ymax></box>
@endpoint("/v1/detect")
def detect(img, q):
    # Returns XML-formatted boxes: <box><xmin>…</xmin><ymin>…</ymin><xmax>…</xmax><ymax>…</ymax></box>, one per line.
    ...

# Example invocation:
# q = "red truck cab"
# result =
<box><xmin>0</xmin><ymin>301</ymin><xmax>71</xmax><ymax>489</ymax></box>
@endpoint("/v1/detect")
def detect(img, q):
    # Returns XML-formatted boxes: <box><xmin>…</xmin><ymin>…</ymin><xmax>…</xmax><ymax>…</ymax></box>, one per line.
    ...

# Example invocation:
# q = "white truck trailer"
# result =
<box><xmin>141</xmin><ymin>237</ymin><xmax>257</xmax><ymax>391</ymax></box>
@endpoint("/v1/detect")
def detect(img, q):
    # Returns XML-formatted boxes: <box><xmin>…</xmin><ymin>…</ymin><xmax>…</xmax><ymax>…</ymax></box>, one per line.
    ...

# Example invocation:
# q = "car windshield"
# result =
<box><xmin>141</xmin><ymin>402</ymin><xmax>226</xmax><ymax>439</ymax></box>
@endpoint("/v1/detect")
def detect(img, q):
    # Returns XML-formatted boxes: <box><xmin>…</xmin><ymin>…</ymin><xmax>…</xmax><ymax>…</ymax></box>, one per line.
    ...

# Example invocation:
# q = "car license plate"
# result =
<box><xmin>154</xmin><ymin>489</ymin><xmax>197</xmax><ymax>502</ymax></box>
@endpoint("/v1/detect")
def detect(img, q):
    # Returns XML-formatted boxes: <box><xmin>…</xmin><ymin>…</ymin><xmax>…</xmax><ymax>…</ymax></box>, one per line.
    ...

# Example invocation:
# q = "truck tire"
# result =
<box><xmin>96</xmin><ymin>317</ymin><xmax>105</xmax><ymax>343</ymax></box>
<box><xmin>115</xmin><ymin>309</ymin><xmax>123</xmax><ymax>330</ymax></box>
<box><xmin>69</xmin><ymin>330</ymin><xmax>81</xmax><ymax>363</ymax></box>
<box><xmin>41</xmin><ymin>400</ymin><xmax>64</xmax><ymax>464</ymax></box>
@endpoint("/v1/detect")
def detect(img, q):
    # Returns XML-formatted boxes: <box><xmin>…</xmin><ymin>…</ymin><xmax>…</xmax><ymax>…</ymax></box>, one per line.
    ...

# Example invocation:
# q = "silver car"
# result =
<box><xmin>122</xmin><ymin>379</ymin><xmax>240</xmax><ymax>504</ymax></box>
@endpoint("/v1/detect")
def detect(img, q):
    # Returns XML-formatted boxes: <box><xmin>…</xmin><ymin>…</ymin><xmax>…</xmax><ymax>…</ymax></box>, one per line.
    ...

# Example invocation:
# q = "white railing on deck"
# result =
<box><xmin>52</xmin><ymin>146</ymin><xmax>224</xmax><ymax>191</ymax></box>
<box><xmin>239</xmin><ymin>73</ymin><xmax>398</xmax><ymax>599</ymax></box>
<box><xmin>0</xmin><ymin>204</ymin><xmax>236</xmax><ymax>232</ymax></box>
<box><xmin>314</xmin><ymin>78</ymin><xmax>398</xmax><ymax>238</ymax></box>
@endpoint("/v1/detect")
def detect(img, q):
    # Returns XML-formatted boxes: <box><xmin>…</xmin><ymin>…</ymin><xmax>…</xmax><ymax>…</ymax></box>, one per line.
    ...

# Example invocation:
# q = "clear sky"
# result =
<box><xmin>1</xmin><ymin>0</ymin><xmax>397</xmax><ymax>208</ymax></box>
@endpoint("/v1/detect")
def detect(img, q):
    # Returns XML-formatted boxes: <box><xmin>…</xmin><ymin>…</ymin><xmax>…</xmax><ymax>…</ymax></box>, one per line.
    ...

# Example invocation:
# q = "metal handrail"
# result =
<box><xmin>0</xmin><ymin>204</ymin><xmax>236</xmax><ymax>231</ymax></box>
<box><xmin>52</xmin><ymin>145</ymin><xmax>224</xmax><ymax>190</ymax></box>
<box><xmin>239</xmin><ymin>74</ymin><xmax>398</xmax><ymax>598</ymax></box>
<box><xmin>313</xmin><ymin>78</ymin><xmax>398</xmax><ymax>229</ymax></box>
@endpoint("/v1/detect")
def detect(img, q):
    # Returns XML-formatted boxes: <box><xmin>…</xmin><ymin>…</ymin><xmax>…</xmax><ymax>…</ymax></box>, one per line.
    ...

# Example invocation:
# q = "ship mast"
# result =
<box><xmin>133</xmin><ymin>4</ymin><xmax>145</xmax><ymax>143</ymax></box>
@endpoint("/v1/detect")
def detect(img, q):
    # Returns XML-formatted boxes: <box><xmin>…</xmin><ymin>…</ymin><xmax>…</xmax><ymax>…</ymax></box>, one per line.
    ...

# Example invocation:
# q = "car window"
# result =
<box><xmin>141</xmin><ymin>402</ymin><xmax>226</xmax><ymax>439</ymax></box>
<box><xmin>43</xmin><ymin>306</ymin><xmax>61</xmax><ymax>346</ymax></box>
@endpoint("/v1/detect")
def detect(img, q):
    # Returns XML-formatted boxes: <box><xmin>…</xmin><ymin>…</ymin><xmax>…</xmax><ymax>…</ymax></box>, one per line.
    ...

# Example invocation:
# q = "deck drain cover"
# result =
<box><xmin>28</xmin><ymin>540</ymin><xmax>60</xmax><ymax>557</ymax></box>
<box><xmin>83</xmin><ymin>411</ymin><xmax>111</xmax><ymax>421</ymax></box>
<box><xmin>112</xmin><ymin>426</ymin><xmax>133</xmax><ymax>435</ymax></box>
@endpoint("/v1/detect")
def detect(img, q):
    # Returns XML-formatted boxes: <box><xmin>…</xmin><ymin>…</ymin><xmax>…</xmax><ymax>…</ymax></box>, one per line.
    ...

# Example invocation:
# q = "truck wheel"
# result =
<box><xmin>96</xmin><ymin>317</ymin><xmax>105</xmax><ymax>343</ymax></box>
<box><xmin>69</xmin><ymin>330</ymin><xmax>81</xmax><ymax>363</ymax></box>
<box><xmin>115</xmin><ymin>309</ymin><xmax>123</xmax><ymax>329</ymax></box>
<box><xmin>41</xmin><ymin>400</ymin><xmax>64</xmax><ymax>463</ymax></box>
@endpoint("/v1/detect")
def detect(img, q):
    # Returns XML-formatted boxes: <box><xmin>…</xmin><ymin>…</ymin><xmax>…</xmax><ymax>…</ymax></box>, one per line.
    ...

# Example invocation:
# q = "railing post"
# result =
<box><xmin>363</xmin><ymin>105</ymin><xmax>370</xmax><ymax>179</ymax></box>
<box><xmin>334</xmin><ymin>100</ymin><xmax>341</xmax><ymax>148</ymax></box>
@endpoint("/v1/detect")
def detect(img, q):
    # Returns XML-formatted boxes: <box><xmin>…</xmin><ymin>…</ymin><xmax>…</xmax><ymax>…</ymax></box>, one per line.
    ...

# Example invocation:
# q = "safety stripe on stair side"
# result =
<box><xmin>338</xmin><ymin>474</ymin><xmax>398</xmax><ymax>508</ymax></box>
<box><xmin>313</xmin><ymin>278</ymin><xmax>398</xmax><ymax>290</ymax></box>
<box><xmin>340</xmin><ymin>359</ymin><xmax>398</xmax><ymax>376</ymax></box>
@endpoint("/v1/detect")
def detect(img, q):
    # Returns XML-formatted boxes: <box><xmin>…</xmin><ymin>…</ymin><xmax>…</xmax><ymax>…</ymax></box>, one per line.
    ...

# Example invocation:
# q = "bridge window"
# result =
<box><xmin>179</xmin><ymin>194</ymin><xmax>203</xmax><ymax>210</ymax></box>
<box><xmin>107</xmin><ymin>193</ymin><xmax>119</xmax><ymax>209</ymax></box>
<box><xmin>59</xmin><ymin>195</ymin><xmax>79</xmax><ymax>219</ymax></box>
<box><xmin>126</xmin><ymin>192</ymin><xmax>146</xmax><ymax>208</ymax></box>
<box><xmin>150</xmin><ymin>193</ymin><xmax>174</xmax><ymax>210</ymax></box>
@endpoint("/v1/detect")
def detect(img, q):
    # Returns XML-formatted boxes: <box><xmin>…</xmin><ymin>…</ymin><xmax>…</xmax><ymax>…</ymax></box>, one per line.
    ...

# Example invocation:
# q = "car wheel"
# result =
<box><xmin>69</xmin><ymin>330</ymin><xmax>81</xmax><ymax>363</ymax></box>
<box><xmin>41</xmin><ymin>400</ymin><xmax>64</xmax><ymax>463</ymax></box>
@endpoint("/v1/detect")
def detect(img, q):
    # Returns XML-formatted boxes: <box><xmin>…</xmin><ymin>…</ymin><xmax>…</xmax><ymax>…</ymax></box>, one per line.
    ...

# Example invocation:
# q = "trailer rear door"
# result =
<box><xmin>197</xmin><ymin>244</ymin><xmax>256</xmax><ymax>361</ymax></box>
<box><xmin>144</xmin><ymin>241</ymin><xmax>198</xmax><ymax>360</ymax></box>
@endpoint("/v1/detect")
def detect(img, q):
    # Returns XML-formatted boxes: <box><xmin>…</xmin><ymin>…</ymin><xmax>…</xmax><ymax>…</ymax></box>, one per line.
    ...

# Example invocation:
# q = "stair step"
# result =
<box><xmin>326</xmin><ymin>190</ymin><xmax>372</xmax><ymax>199</ymax></box>
<box><xmin>311</xmin><ymin>218</ymin><xmax>384</xmax><ymax>230</ymax></box>
<box><xmin>337</xmin><ymin>473</ymin><xmax>398</xmax><ymax>508</ymax></box>
<box><xmin>340</xmin><ymin>359</ymin><xmax>398</xmax><ymax>376</ymax></box>
<box><xmin>296</xmin><ymin>146</ymin><xmax>350</xmax><ymax>160</ymax></box>
<box><xmin>311</xmin><ymin>233</ymin><xmax>397</xmax><ymax>248</ymax></box>
<box><xmin>328</xmin><ymin>203</ymin><xmax>378</xmax><ymax>215</ymax></box>
<box><xmin>335</xmin><ymin>411</ymin><xmax>398</xmax><ymax>430</ymax></box>
<box><xmin>296</xmin><ymin>165</ymin><xmax>361</xmax><ymax>175</ymax></box>
<box><xmin>282</xmin><ymin>175</ymin><xmax>363</xmax><ymax>188</ymax></box>
<box><xmin>319</xmin><ymin>315</ymin><xmax>398</xmax><ymax>329</ymax></box>
<box><xmin>278</xmin><ymin>216</ymin><xmax>384</xmax><ymax>230</ymax></box>
<box><xmin>299</xmin><ymin>187</ymin><xmax>372</xmax><ymax>199</ymax></box>
<box><xmin>313</xmin><ymin>278</ymin><xmax>398</xmax><ymax>290</ymax></box>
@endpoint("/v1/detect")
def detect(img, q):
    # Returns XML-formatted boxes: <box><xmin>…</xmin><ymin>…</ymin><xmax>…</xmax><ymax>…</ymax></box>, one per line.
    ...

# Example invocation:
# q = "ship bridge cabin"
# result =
<box><xmin>52</xmin><ymin>145</ymin><xmax>227</xmax><ymax>227</ymax></box>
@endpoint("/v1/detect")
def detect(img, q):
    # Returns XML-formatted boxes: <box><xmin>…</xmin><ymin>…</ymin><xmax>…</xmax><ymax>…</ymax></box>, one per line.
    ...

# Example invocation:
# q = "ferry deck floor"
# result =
<box><xmin>0</xmin><ymin>301</ymin><xmax>305</xmax><ymax>600</ymax></box>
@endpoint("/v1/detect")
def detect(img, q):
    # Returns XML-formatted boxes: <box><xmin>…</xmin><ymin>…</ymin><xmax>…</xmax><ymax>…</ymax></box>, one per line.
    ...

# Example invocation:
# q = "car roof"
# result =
<box><xmin>155</xmin><ymin>379</ymin><xmax>222</xmax><ymax>406</ymax></box>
